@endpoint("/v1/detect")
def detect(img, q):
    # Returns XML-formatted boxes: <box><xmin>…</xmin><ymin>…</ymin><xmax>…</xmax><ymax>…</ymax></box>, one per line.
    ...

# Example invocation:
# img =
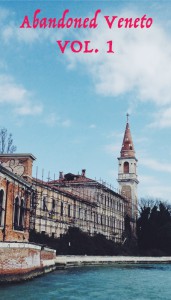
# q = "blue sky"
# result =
<box><xmin>0</xmin><ymin>1</ymin><xmax>171</xmax><ymax>201</ymax></box>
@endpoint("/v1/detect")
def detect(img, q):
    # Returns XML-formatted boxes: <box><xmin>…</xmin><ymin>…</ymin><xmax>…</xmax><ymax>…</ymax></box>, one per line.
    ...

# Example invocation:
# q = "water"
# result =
<box><xmin>0</xmin><ymin>264</ymin><xmax>171</xmax><ymax>300</ymax></box>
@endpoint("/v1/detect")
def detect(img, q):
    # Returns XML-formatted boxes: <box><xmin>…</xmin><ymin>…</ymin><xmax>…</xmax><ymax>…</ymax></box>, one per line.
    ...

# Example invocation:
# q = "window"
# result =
<box><xmin>31</xmin><ymin>192</ymin><xmax>35</xmax><ymax>209</ymax></box>
<box><xmin>78</xmin><ymin>207</ymin><xmax>81</xmax><ymax>218</ymax></box>
<box><xmin>42</xmin><ymin>196</ymin><xmax>47</xmax><ymax>211</ymax></box>
<box><xmin>0</xmin><ymin>190</ymin><xmax>4</xmax><ymax>227</ymax></box>
<box><xmin>52</xmin><ymin>199</ymin><xmax>55</xmax><ymax>210</ymax></box>
<box><xmin>68</xmin><ymin>204</ymin><xmax>71</xmax><ymax>217</ymax></box>
<box><xmin>101</xmin><ymin>215</ymin><xmax>103</xmax><ymax>225</ymax></box>
<box><xmin>14</xmin><ymin>197</ymin><xmax>20</xmax><ymax>230</ymax></box>
<box><xmin>84</xmin><ymin>210</ymin><xmax>87</xmax><ymax>221</ymax></box>
<box><xmin>61</xmin><ymin>202</ymin><xmax>63</xmax><ymax>216</ymax></box>
<box><xmin>73</xmin><ymin>204</ymin><xmax>76</xmax><ymax>219</ymax></box>
<box><xmin>124</xmin><ymin>161</ymin><xmax>129</xmax><ymax>173</ymax></box>
<box><xmin>19</xmin><ymin>199</ymin><xmax>25</xmax><ymax>229</ymax></box>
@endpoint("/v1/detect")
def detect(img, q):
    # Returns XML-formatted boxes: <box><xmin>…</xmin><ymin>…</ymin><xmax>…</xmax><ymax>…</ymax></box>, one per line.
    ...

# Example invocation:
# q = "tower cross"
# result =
<box><xmin>126</xmin><ymin>113</ymin><xmax>129</xmax><ymax>123</ymax></box>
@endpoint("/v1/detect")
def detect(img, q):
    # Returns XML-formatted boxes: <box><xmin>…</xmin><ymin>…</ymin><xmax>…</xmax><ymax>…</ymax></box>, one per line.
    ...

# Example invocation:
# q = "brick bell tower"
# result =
<box><xmin>117</xmin><ymin>114</ymin><xmax>139</xmax><ymax>224</ymax></box>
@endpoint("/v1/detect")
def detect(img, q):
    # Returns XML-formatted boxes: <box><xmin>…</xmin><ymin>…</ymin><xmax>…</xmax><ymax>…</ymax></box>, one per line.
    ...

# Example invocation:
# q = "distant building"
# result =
<box><xmin>39</xmin><ymin>171</ymin><xmax>127</xmax><ymax>242</ymax></box>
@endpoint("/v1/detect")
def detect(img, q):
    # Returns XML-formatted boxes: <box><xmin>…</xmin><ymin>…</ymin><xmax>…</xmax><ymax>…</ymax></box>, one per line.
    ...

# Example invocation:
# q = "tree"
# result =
<box><xmin>137</xmin><ymin>199</ymin><xmax>171</xmax><ymax>255</ymax></box>
<box><xmin>0</xmin><ymin>128</ymin><xmax>17</xmax><ymax>154</ymax></box>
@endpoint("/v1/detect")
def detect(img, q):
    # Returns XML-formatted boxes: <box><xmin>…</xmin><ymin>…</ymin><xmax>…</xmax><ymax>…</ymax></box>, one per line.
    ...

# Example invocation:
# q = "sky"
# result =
<box><xmin>0</xmin><ymin>0</ymin><xmax>171</xmax><ymax>201</ymax></box>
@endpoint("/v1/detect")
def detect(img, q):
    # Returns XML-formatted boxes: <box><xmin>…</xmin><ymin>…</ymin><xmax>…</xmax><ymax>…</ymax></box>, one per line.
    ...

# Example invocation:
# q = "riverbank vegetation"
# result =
<box><xmin>30</xmin><ymin>199</ymin><xmax>171</xmax><ymax>256</ymax></box>
<box><xmin>137</xmin><ymin>199</ymin><xmax>171</xmax><ymax>256</ymax></box>
<box><xmin>30</xmin><ymin>227</ymin><xmax>129</xmax><ymax>256</ymax></box>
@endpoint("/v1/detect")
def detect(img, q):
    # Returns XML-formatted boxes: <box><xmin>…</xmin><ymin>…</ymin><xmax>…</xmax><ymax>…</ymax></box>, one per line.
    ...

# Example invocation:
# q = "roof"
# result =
<box><xmin>48</xmin><ymin>173</ymin><xmax>127</xmax><ymax>202</ymax></box>
<box><xmin>32</xmin><ymin>177</ymin><xmax>97</xmax><ymax>207</ymax></box>
<box><xmin>49</xmin><ymin>173</ymin><xmax>94</xmax><ymax>185</ymax></box>
<box><xmin>0</xmin><ymin>153</ymin><xmax>36</xmax><ymax>160</ymax></box>
<box><xmin>120</xmin><ymin>122</ymin><xmax>135</xmax><ymax>158</ymax></box>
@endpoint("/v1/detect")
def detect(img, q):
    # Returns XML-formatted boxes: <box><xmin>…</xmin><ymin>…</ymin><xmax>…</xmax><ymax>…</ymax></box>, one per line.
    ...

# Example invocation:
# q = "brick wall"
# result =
<box><xmin>40</xmin><ymin>247</ymin><xmax>56</xmax><ymax>261</ymax></box>
<box><xmin>0</xmin><ymin>242</ymin><xmax>56</xmax><ymax>277</ymax></box>
<box><xmin>0</xmin><ymin>243</ymin><xmax>41</xmax><ymax>275</ymax></box>
<box><xmin>0</xmin><ymin>174</ymin><xmax>31</xmax><ymax>242</ymax></box>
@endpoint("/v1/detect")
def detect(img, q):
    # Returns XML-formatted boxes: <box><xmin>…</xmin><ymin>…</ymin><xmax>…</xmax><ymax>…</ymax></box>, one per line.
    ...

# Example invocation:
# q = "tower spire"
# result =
<box><xmin>120</xmin><ymin>114</ymin><xmax>135</xmax><ymax>158</ymax></box>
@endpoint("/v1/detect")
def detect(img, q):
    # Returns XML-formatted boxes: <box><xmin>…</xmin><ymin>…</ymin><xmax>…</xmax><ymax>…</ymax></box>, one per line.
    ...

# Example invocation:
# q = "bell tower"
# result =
<box><xmin>117</xmin><ymin>114</ymin><xmax>139</xmax><ymax>224</ymax></box>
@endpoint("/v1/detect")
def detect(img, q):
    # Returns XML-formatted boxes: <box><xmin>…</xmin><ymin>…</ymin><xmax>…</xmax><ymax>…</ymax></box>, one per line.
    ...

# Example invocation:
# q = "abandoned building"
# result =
<box><xmin>0</xmin><ymin>154</ymin><xmax>56</xmax><ymax>281</ymax></box>
<box><xmin>0</xmin><ymin>117</ymin><xmax>138</xmax><ymax>251</ymax></box>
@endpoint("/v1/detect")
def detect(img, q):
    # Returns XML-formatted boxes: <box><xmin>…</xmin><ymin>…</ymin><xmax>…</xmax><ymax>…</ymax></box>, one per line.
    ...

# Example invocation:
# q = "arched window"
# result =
<box><xmin>0</xmin><ymin>190</ymin><xmax>4</xmax><ymax>227</ymax></box>
<box><xmin>68</xmin><ymin>204</ymin><xmax>71</xmax><ymax>217</ymax></box>
<box><xmin>61</xmin><ymin>202</ymin><xmax>63</xmax><ymax>216</ymax></box>
<box><xmin>14</xmin><ymin>197</ymin><xmax>20</xmax><ymax>230</ymax></box>
<box><xmin>124</xmin><ymin>161</ymin><xmax>129</xmax><ymax>173</ymax></box>
<box><xmin>52</xmin><ymin>199</ymin><xmax>55</xmax><ymax>210</ymax></box>
<box><xmin>19</xmin><ymin>198</ymin><xmax>25</xmax><ymax>230</ymax></box>
<box><xmin>42</xmin><ymin>196</ymin><xmax>47</xmax><ymax>211</ymax></box>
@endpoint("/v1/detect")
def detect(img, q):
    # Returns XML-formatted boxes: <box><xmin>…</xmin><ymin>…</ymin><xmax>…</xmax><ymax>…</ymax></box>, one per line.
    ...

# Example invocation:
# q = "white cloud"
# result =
<box><xmin>0</xmin><ymin>74</ymin><xmax>43</xmax><ymax>116</ymax></box>
<box><xmin>139</xmin><ymin>174</ymin><xmax>159</xmax><ymax>185</ymax></box>
<box><xmin>149</xmin><ymin>107</ymin><xmax>171</xmax><ymax>128</ymax></box>
<box><xmin>44</xmin><ymin>113</ymin><xmax>59</xmax><ymax>127</ymax></box>
<box><xmin>140</xmin><ymin>185</ymin><xmax>171</xmax><ymax>201</ymax></box>
<box><xmin>43</xmin><ymin>113</ymin><xmax>71</xmax><ymax>128</ymax></box>
<box><xmin>15</xmin><ymin>103</ymin><xmax>43</xmax><ymax>116</ymax></box>
<box><xmin>0</xmin><ymin>75</ymin><xmax>28</xmax><ymax>104</ymax></box>
<box><xmin>138</xmin><ymin>174</ymin><xmax>171</xmax><ymax>201</ymax></box>
<box><xmin>89</xmin><ymin>124</ymin><xmax>96</xmax><ymax>129</ymax></box>
<box><xmin>105</xmin><ymin>143</ymin><xmax>121</xmax><ymax>155</ymax></box>
<box><xmin>135</xmin><ymin>137</ymin><xmax>149</xmax><ymax>144</ymax></box>
<box><xmin>107</xmin><ymin>130</ymin><xmax>123</xmax><ymax>139</ymax></box>
<box><xmin>64</xmin><ymin>10</ymin><xmax>171</xmax><ymax>107</ymax></box>
<box><xmin>141</xmin><ymin>157</ymin><xmax>171</xmax><ymax>173</ymax></box>
<box><xmin>61</xmin><ymin>119</ymin><xmax>71</xmax><ymax>128</ymax></box>
<box><xmin>2</xmin><ymin>25</ymin><xmax>42</xmax><ymax>44</ymax></box>
<box><xmin>0</xmin><ymin>8</ymin><xmax>11</xmax><ymax>23</ymax></box>
<box><xmin>0</xmin><ymin>8</ymin><xmax>65</xmax><ymax>45</ymax></box>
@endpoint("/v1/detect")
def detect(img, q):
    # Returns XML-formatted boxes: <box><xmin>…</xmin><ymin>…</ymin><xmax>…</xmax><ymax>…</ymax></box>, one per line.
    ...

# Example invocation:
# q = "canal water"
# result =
<box><xmin>0</xmin><ymin>264</ymin><xmax>171</xmax><ymax>300</ymax></box>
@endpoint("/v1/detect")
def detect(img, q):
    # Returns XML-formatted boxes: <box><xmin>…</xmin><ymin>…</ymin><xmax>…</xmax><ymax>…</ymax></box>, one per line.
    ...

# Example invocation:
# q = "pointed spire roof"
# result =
<box><xmin>120</xmin><ymin>114</ymin><xmax>135</xmax><ymax>158</ymax></box>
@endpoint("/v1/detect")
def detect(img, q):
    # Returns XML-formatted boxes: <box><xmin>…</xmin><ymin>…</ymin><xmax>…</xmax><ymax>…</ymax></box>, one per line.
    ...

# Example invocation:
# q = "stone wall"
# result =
<box><xmin>0</xmin><ymin>242</ymin><xmax>56</xmax><ymax>282</ymax></box>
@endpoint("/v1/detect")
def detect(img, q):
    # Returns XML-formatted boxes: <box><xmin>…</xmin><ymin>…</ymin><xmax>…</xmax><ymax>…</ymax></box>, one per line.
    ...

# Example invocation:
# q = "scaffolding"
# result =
<box><xmin>30</xmin><ymin>173</ymin><xmax>128</xmax><ymax>243</ymax></box>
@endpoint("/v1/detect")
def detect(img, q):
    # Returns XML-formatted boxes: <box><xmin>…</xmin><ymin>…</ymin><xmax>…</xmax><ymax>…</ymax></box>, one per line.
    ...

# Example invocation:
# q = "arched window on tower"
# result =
<box><xmin>124</xmin><ymin>161</ymin><xmax>129</xmax><ymax>173</ymax></box>
<box><xmin>14</xmin><ymin>196</ymin><xmax>20</xmax><ymax>230</ymax></box>
<box><xmin>0</xmin><ymin>190</ymin><xmax>5</xmax><ymax>227</ymax></box>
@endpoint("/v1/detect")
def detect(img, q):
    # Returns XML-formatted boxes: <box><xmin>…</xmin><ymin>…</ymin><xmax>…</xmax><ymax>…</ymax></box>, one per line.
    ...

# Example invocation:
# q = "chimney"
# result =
<box><xmin>59</xmin><ymin>171</ymin><xmax>64</xmax><ymax>179</ymax></box>
<box><xmin>82</xmin><ymin>169</ymin><xmax>86</xmax><ymax>177</ymax></box>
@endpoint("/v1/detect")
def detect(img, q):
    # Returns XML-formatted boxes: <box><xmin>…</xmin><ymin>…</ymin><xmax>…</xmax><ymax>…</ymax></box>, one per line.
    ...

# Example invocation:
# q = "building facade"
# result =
<box><xmin>0</xmin><ymin>154</ymin><xmax>35</xmax><ymax>242</ymax></box>
<box><xmin>0</xmin><ymin>155</ymin><xmax>127</xmax><ymax>243</ymax></box>
<box><xmin>0</xmin><ymin>118</ymin><xmax>138</xmax><ymax>245</ymax></box>
<box><xmin>0</xmin><ymin>154</ymin><xmax>56</xmax><ymax>282</ymax></box>
<box><xmin>29</xmin><ymin>172</ymin><xmax>127</xmax><ymax>243</ymax></box>
<box><xmin>38</xmin><ymin>172</ymin><xmax>127</xmax><ymax>242</ymax></box>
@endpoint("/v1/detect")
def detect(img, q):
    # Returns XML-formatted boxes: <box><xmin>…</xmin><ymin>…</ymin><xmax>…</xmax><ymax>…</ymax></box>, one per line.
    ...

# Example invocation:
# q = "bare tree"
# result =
<box><xmin>138</xmin><ymin>197</ymin><xmax>161</xmax><ymax>213</ymax></box>
<box><xmin>0</xmin><ymin>128</ymin><xmax>17</xmax><ymax>154</ymax></box>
